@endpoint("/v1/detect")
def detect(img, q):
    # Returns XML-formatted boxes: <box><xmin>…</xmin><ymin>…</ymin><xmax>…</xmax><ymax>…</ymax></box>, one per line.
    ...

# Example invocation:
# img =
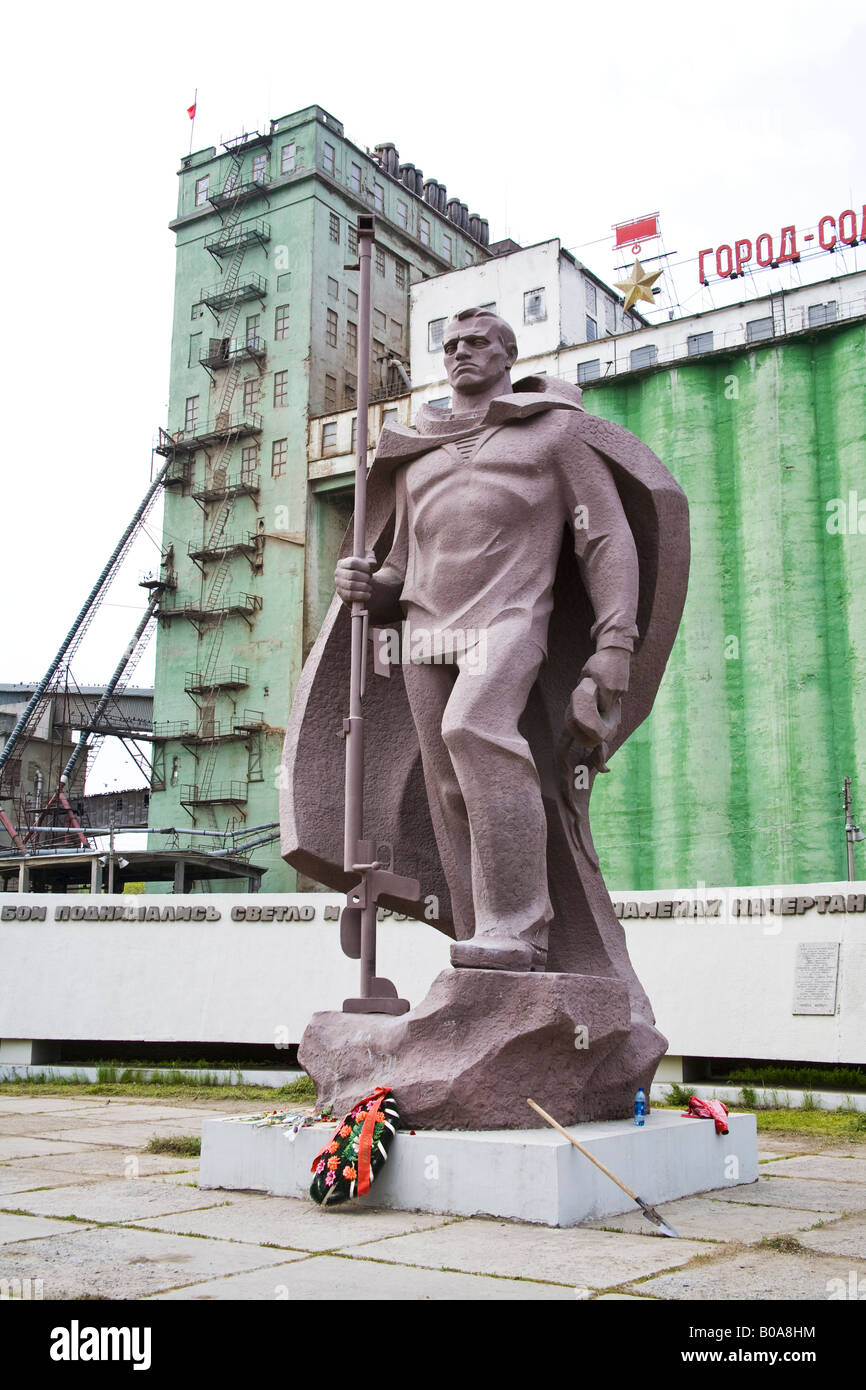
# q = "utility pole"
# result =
<box><xmin>843</xmin><ymin>777</ymin><xmax>864</xmax><ymax>882</ymax></box>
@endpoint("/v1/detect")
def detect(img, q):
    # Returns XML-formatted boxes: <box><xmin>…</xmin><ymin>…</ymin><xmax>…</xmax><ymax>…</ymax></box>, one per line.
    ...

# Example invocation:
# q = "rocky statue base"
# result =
<box><xmin>298</xmin><ymin>969</ymin><xmax>667</xmax><ymax>1130</ymax></box>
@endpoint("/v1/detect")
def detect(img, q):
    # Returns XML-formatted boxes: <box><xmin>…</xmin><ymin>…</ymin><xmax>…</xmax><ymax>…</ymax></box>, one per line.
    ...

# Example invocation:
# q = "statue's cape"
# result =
<box><xmin>280</xmin><ymin>376</ymin><xmax>690</xmax><ymax>978</ymax></box>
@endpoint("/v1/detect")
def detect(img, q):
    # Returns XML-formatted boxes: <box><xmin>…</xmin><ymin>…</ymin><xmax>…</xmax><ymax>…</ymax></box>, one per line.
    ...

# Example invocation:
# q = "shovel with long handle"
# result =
<box><xmin>527</xmin><ymin>1098</ymin><xmax>680</xmax><ymax>1237</ymax></box>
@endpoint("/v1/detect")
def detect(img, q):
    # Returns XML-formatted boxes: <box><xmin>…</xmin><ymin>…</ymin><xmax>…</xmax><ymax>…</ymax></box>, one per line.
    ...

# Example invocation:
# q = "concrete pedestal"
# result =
<box><xmin>200</xmin><ymin>1110</ymin><xmax>758</xmax><ymax>1227</ymax></box>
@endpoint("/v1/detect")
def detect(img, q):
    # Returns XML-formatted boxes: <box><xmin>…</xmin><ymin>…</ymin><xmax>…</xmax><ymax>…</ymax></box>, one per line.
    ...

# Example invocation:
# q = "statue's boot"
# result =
<box><xmin>450</xmin><ymin>927</ymin><xmax>548</xmax><ymax>972</ymax></box>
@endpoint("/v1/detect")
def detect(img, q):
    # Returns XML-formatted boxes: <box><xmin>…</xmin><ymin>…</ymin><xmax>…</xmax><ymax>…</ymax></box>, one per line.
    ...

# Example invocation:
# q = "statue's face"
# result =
<box><xmin>442</xmin><ymin>317</ymin><xmax>513</xmax><ymax>395</ymax></box>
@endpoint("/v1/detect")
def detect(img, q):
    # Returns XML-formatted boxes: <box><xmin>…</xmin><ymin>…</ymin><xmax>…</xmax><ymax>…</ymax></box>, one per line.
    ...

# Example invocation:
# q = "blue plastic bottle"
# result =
<box><xmin>634</xmin><ymin>1087</ymin><xmax>647</xmax><ymax>1127</ymax></box>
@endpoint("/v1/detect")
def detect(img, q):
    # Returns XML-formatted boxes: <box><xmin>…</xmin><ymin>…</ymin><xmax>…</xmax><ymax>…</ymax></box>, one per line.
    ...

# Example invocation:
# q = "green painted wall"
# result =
<box><xmin>585</xmin><ymin>322</ymin><xmax>866</xmax><ymax>889</ymax></box>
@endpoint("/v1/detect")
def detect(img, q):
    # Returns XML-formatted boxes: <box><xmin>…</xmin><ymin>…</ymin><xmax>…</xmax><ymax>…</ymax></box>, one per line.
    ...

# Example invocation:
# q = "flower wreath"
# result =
<box><xmin>309</xmin><ymin>1086</ymin><xmax>400</xmax><ymax>1206</ymax></box>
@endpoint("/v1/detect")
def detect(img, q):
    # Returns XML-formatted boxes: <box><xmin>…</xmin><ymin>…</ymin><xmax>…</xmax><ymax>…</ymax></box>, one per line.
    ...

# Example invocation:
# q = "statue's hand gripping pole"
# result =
<box><xmin>341</xmin><ymin>214</ymin><xmax>418</xmax><ymax>1016</ymax></box>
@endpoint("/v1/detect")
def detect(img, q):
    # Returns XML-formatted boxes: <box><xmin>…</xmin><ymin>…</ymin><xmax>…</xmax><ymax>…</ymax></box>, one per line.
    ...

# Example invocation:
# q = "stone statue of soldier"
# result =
<box><xmin>281</xmin><ymin>305</ymin><xmax>689</xmax><ymax>1126</ymax></box>
<box><xmin>335</xmin><ymin>308</ymin><xmax>637</xmax><ymax>973</ymax></box>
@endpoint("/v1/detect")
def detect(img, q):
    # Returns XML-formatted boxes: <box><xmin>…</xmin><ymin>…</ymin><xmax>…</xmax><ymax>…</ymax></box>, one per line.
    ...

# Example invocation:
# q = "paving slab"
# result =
<box><xmin>132</xmin><ymin>1191</ymin><xmax>463</xmax><ymax>1251</ymax></box>
<box><xmin>0</xmin><ymin>1224</ymin><xmax>297</xmax><ymax>1300</ymax></box>
<box><xmin>0</xmin><ymin>1151</ymin><xmax>199</xmax><ymax>1180</ymax></box>
<box><xmin>0</xmin><ymin>1098</ymin><xmax>112</xmax><ymax>1115</ymax></box>
<box><xmin>758</xmin><ymin>1156</ymin><xmax>866</xmax><ymax>1182</ymax></box>
<box><xmin>5</xmin><ymin>1178</ymin><xmax>230</xmax><ymax>1223</ymax></box>
<box><xmin>149</xmin><ymin>1253</ymin><xmax>575</xmax><ymax>1301</ymax></box>
<box><xmin>0</xmin><ymin>1137</ymin><xmax>93</xmax><ymax>1162</ymax></box>
<box><xmin>337</xmin><ymin>1218</ymin><xmax>709</xmax><ymax>1288</ymax></box>
<box><xmin>706</xmin><ymin>1175</ymin><xmax>866</xmax><ymax>1213</ymax></box>
<box><xmin>583</xmin><ymin>1195</ymin><xmax>828</xmax><ymax>1242</ymax></box>
<box><xmin>0</xmin><ymin>1212</ymin><xmax>95</xmax><ymax>1244</ymax></box>
<box><xmin>0</xmin><ymin>1165</ymin><xmax>93</xmax><ymax>1195</ymax></box>
<box><xmin>626</xmin><ymin>1247</ymin><xmax>866</xmax><ymax>1301</ymax></box>
<box><xmin>43</xmin><ymin>1122</ymin><xmax>210</xmax><ymax>1148</ymax></box>
<box><xmin>798</xmin><ymin>1214</ymin><xmax>866</xmax><ymax>1259</ymax></box>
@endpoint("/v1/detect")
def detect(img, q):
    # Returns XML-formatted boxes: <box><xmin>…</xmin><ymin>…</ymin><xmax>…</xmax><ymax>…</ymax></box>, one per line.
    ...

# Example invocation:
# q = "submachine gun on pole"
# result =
<box><xmin>340</xmin><ymin>213</ymin><xmax>419</xmax><ymax>1015</ymax></box>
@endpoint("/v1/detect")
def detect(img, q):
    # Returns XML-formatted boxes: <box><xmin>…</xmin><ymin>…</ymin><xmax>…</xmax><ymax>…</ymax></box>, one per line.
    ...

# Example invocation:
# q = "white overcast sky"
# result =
<box><xmin>1</xmin><ymin>0</ymin><xmax>863</xmax><ymax>789</ymax></box>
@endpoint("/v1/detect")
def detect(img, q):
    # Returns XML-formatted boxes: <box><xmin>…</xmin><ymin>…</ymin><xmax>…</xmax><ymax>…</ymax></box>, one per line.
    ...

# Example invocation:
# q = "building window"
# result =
<box><xmin>383</xmin><ymin>407</ymin><xmax>398</xmax><ymax>427</ymax></box>
<box><xmin>345</xmin><ymin>375</ymin><xmax>357</xmax><ymax>407</ymax></box>
<box><xmin>585</xmin><ymin>317</ymin><xmax>597</xmax><ymax>342</ymax></box>
<box><xmin>242</xmin><ymin>379</ymin><xmax>258</xmax><ymax>413</ymax></box>
<box><xmin>630</xmin><ymin>344</ymin><xmax>658</xmax><ymax>369</ymax></box>
<box><xmin>429</xmin><ymin>396</ymin><xmax>451</xmax><ymax>410</ymax></box>
<box><xmin>191</xmin><ymin>302</ymin><xmax>204</xmax><ymax>320</ymax></box>
<box><xmin>280</xmin><ymin>142</ymin><xmax>296</xmax><ymax>175</ymax></box>
<box><xmin>348</xmin><ymin>224</ymin><xmax>358</xmax><ymax>255</ymax></box>
<box><xmin>327</xmin><ymin>277</ymin><xmax>339</xmax><ymax>300</ymax></box>
<box><xmin>277</xmin><ymin>271</ymin><xmax>291</xmax><ymax>293</ymax></box>
<box><xmin>419</xmin><ymin>216</ymin><xmax>431</xmax><ymax>246</ymax></box>
<box><xmin>326</xmin><ymin>308</ymin><xmax>338</xmax><ymax>348</ymax></box>
<box><xmin>184</xmin><ymin>396</ymin><xmax>199</xmax><ymax>432</ymax></box>
<box><xmin>349</xmin><ymin>161</ymin><xmax>362</xmax><ymax>195</ymax></box>
<box><xmin>322</xmin><ymin>420</ymin><xmax>337</xmax><ymax>453</ymax></box>
<box><xmin>687</xmin><ymin>330</ymin><xmax>714</xmax><ymax>356</ymax></box>
<box><xmin>274</xmin><ymin>370</ymin><xmax>288</xmax><ymax>407</ymax></box>
<box><xmin>271</xmin><ymin>438</ymin><xmax>287</xmax><ymax>477</ymax></box>
<box><xmin>428</xmin><ymin>318</ymin><xmax>446</xmax><ymax>351</ymax></box>
<box><xmin>464</xmin><ymin>251</ymin><xmax>473</xmax><ymax>266</ymax></box>
<box><xmin>375</xmin><ymin>247</ymin><xmax>385</xmax><ymax>276</ymax></box>
<box><xmin>374</xmin><ymin>183</ymin><xmax>384</xmax><ymax>213</ymax></box>
<box><xmin>524</xmin><ymin>288</ymin><xmax>547</xmax><ymax>323</ymax></box>
<box><xmin>442</xmin><ymin>233</ymin><xmax>452</xmax><ymax>263</ymax></box>
<box><xmin>347</xmin><ymin>288</ymin><xmax>358</xmax><ymax>311</ymax></box>
<box><xmin>395</xmin><ymin>260</ymin><xmax>406</xmax><ymax>289</ymax></box>
<box><xmin>373</xmin><ymin>308</ymin><xmax>387</xmax><ymax>332</ymax></box>
<box><xmin>188</xmin><ymin>332</ymin><xmax>202</xmax><ymax>367</ymax></box>
<box><xmin>274</xmin><ymin>304</ymin><xmax>290</xmax><ymax>340</ymax></box>
<box><xmin>396</xmin><ymin>199</ymin><xmax>408</xmax><ymax>229</ymax></box>
<box><xmin>170</xmin><ymin>756</ymin><xmax>179</xmax><ymax>787</ymax></box>
<box><xmin>585</xmin><ymin>282</ymin><xmax>597</xmax><ymax>314</ymax></box>
<box><xmin>577</xmin><ymin>359</ymin><xmax>600</xmax><ymax>385</ymax></box>
<box><xmin>329</xmin><ymin>211</ymin><xmax>340</xmax><ymax>242</ymax></box>
<box><xmin>746</xmin><ymin>316</ymin><xmax>774</xmax><ymax>343</ymax></box>
<box><xmin>347</xmin><ymin>320</ymin><xmax>358</xmax><ymax>353</ymax></box>
<box><xmin>252</xmin><ymin>153</ymin><xmax>267</xmax><ymax>183</ymax></box>
<box><xmin>324</xmin><ymin>375</ymin><xmax>337</xmax><ymax>411</ymax></box>
<box><xmin>241</xmin><ymin>442</ymin><xmax>259</xmax><ymax>474</ymax></box>
<box><xmin>350</xmin><ymin>417</ymin><xmax>358</xmax><ymax>452</ymax></box>
<box><xmin>194</xmin><ymin>175</ymin><xmax>209</xmax><ymax>206</ymax></box>
<box><xmin>604</xmin><ymin>298</ymin><xmax>616</xmax><ymax>334</ymax></box>
<box><xmin>245</xmin><ymin>313</ymin><xmax>260</xmax><ymax>348</ymax></box>
<box><xmin>480</xmin><ymin>301</ymin><xmax>496</xmax><ymax>313</ymax></box>
<box><xmin>323</xmin><ymin>141</ymin><xmax>335</xmax><ymax>177</ymax></box>
<box><xmin>390</xmin><ymin>319</ymin><xmax>403</xmax><ymax>342</ymax></box>
<box><xmin>373</xmin><ymin>338</ymin><xmax>385</xmax><ymax>371</ymax></box>
<box><xmin>808</xmin><ymin>301</ymin><xmax>838</xmax><ymax>327</ymax></box>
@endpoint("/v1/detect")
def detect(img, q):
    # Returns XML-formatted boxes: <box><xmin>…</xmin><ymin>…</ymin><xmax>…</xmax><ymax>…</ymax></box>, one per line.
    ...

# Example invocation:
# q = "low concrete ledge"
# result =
<box><xmin>200</xmin><ymin>1110</ymin><xmax>758</xmax><ymax>1227</ymax></box>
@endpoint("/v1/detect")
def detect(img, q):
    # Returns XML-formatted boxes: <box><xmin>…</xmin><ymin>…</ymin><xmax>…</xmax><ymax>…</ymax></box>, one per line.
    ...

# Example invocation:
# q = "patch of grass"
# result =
<box><xmin>739</xmin><ymin>1085</ymin><xmax>758</xmax><ymax>1109</ymax></box>
<box><xmin>758</xmin><ymin>1235</ymin><xmax>806</xmax><ymax>1254</ymax></box>
<box><xmin>664</xmin><ymin>1083</ymin><xmax>692</xmax><ymax>1108</ymax></box>
<box><xmin>801</xmin><ymin>1092</ymin><xmax>818</xmax><ymax>1111</ymax></box>
<box><xmin>748</xmin><ymin>1109</ymin><xmax>866</xmax><ymax>1141</ymax></box>
<box><xmin>0</xmin><ymin>1079</ymin><xmax>313</xmax><ymax>1103</ymax></box>
<box><xmin>274</xmin><ymin>1075</ymin><xmax>316</xmax><ymax>1102</ymax></box>
<box><xmin>144</xmin><ymin>1135</ymin><xmax>202</xmax><ymax>1157</ymax></box>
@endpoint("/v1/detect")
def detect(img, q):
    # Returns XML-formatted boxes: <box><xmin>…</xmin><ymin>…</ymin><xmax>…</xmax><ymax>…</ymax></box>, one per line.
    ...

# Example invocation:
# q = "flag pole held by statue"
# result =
<box><xmin>340</xmin><ymin>213</ymin><xmax>419</xmax><ymax>1016</ymax></box>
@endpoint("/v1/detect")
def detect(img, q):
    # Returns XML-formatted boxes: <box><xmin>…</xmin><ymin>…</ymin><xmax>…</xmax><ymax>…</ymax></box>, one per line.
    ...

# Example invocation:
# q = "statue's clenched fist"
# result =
<box><xmin>335</xmin><ymin>552</ymin><xmax>376</xmax><ymax>606</ymax></box>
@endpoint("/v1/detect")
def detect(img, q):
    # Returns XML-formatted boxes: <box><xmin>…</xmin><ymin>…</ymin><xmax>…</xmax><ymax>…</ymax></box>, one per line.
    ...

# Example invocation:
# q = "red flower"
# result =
<box><xmin>327</xmin><ymin>1156</ymin><xmax>339</xmax><ymax>1171</ymax></box>
<box><xmin>342</xmin><ymin>1164</ymin><xmax>356</xmax><ymax>1180</ymax></box>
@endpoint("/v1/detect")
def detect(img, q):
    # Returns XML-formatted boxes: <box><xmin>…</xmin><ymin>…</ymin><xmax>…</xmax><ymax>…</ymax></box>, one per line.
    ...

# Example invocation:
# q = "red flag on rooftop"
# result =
<box><xmin>613</xmin><ymin>213</ymin><xmax>660</xmax><ymax>251</ymax></box>
<box><xmin>187</xmin><ymin>102</ymin><xmax>197</xmax><ymax>119</ymax></box>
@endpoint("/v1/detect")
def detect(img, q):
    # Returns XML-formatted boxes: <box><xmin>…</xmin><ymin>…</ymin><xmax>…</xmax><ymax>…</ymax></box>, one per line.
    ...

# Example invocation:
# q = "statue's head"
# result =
<box><xmin>442</xmin><ymin>307</ymin><xmax>518</xmax><ymax>396</ymax></box>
